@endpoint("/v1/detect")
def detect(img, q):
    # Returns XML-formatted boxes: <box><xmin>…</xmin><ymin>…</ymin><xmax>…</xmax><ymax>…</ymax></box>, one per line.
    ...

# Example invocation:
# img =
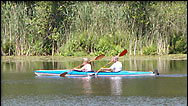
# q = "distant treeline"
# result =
<box><xmin>1</xmin><ymin>1</ymin><xmax>187</xmax><ymax>56</ymax></box>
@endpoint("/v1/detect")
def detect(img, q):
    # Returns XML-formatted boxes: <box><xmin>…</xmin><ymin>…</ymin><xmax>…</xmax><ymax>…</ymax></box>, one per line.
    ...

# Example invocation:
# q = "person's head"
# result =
<box><xmin>112</xmin><ymin>56</ymin><xmax>118</xmax><ymax>62</ymax></box>
<box><xmin>83</xmin><ymin>58</ymin><xmax>89</xmax><ymax>64</ymax></box>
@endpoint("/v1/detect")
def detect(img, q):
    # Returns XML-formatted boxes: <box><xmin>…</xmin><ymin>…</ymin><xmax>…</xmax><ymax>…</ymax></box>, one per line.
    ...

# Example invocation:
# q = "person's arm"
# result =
<box><xmin>101</xmin><ymin>68</ymin><xmax>111</xmax><ymax>70</ymax></box>
<box><xmin>74</xmin><ymin>64</ymin><xmax>88</xmax><ymax>72</ymax></box>
<box><xmin>100</xmin><ymin>68</ymin><xmax>112</xmax><ymax>72</ymax></box>
<box><xmin>101</xmin><ymin>63</ymin><xmax>115</xmax><ymax>72</ymax></box>
<box><xmin>73</xmin><ymin>68</ymin><xmax>83</xmax><ymax>71</ymax></box>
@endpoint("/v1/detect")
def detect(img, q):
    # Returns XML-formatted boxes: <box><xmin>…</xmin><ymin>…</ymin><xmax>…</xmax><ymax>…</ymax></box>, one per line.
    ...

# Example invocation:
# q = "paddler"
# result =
<box><xmin>101</xmin><ymin>56</ymin><xmax>122</xmax><ymax>72</ymax></box>
<box><xmin>73</xmin><ymin>58</ymin><xmax>92</xmax><ymax>72</ymax></box>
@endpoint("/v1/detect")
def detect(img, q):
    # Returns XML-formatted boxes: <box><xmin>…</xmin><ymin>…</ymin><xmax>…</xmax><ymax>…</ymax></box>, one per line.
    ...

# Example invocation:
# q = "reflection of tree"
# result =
<box><xmin>157</xmin><ymin>57</ymin><xmax>170</xmax><ymax>73</ymax></box>
<box><xmin>16</xmin><ymin>62</ymin><xmax>20</xmax><ymax>72</ymax></box>
<box><xmin>134</xmin><ymin>57</ymin><xmax>137</xmax><ymax>70</ymax></box>
<box><xmin>110</xmin><ymin>77</ymin><xmax>122</xmax><ymax>96</ymax></box>
<box><xmin>129</xmin><ymin>59</ymin><xmax>132</xmax><ymax>71</ymax></box>
<box><xmin>1</xmin><ymin>57</ymin><xmax>186</xmax><ymax>74</ymax></box>
<box><xmin>126</xmin><ymin>57</ymin><xmax>172</xmax><ymax>73</ymax></box>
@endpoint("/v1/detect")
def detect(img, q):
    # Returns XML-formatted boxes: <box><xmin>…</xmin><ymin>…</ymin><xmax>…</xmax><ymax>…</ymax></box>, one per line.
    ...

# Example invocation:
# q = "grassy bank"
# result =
<box><xmin>1</xmin><ymin>54</ymin><xmax>187</xmax><ymax>62</ymax></box>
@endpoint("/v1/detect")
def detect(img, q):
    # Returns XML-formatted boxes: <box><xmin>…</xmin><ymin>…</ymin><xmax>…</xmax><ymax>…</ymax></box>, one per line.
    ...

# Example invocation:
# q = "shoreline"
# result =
<box><xmin>1</xmin><ymin>54</ymin><xmax>187</xmax><ymax>62</ymax></box>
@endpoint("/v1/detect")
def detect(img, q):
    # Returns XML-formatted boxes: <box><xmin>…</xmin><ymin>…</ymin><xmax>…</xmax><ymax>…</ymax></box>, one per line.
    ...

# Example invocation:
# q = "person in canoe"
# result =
<box><xmin>73</xmin><ymin>58</ymin><xmax>92</xmax><ymax>72</ymax></box>
<box><xmin>101</xmin><ymin>56</ymin><xmax>122</xmax><ymax>72</ymax></box>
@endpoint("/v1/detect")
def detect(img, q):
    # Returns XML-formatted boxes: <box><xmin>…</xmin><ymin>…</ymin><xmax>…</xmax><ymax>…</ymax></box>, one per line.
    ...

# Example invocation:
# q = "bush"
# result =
<box><xmin>143</xmin><ymin>45</ymin><xmax>157</xmax><ymax>55</ymax></box>
<box><xmin>95</xmin><ymin>35</ymin><xmax>112</xmax><ymax>55</ymax></box>
<box><xmin>110</xmin><ymin>45</ymin><xmax>124</xmax><ymax>56</ymax></box>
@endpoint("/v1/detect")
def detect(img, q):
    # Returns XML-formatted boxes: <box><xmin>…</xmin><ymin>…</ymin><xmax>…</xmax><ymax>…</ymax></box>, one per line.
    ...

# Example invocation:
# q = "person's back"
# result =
<box><xmin>101</xmin><ymin>56</ymin><xmax>122</xmax><ymax>72</ymax></box>
<box><xmin>74</xmin><ymin>58</ymin><xmax>92</xmax><ymax>72</ymax></box>
<box><xmin>81</xmin><ymin>62</ymin><xmax>91</xmax><ymax>72</ymax></box>
<box><xmin>110</xmin><ymin>61</ymin><xmax>122</xmax><ymax>72</ymax></box>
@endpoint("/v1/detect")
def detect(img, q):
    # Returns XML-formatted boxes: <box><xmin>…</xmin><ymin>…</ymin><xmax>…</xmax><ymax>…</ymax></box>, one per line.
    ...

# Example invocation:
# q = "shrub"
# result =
<box><xmin>143</xmin><ymin>45</ymin><xmax>157</xmax><ymax>55</ymax></box>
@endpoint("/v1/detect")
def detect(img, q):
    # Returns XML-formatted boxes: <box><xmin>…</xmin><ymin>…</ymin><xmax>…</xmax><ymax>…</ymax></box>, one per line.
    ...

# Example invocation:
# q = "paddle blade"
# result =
<box><xmin>95</xmin><ymin>54</ymin><xmax>105</xmax><ymax>60</ymax></box>
<box><xmin>60</xmin><ymin>72</ymin><xmax>68</xmax><ymax>77</ymax></box>
<box><xmin>119</xmin><ymin>49</ymin><xmax>127</xmax><ymax>57</ymax></box>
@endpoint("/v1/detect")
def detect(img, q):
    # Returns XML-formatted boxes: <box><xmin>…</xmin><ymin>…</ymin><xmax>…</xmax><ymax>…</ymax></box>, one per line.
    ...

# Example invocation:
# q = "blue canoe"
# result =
<box><xmin>34</xmin><ymin>70</ymin><xmax>159</xmax><ymax>77</ymax></box>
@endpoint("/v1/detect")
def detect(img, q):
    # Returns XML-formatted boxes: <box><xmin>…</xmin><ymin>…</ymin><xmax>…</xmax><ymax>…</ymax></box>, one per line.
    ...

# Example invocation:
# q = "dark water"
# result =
<box><xmin>1</xmin><ymin>56</ymin><xmax>187</xmax><ymax>106</ymax></box>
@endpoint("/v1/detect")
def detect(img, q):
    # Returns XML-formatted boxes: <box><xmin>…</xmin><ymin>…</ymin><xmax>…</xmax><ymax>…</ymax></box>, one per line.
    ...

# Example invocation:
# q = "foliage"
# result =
<box><xmin>143</xmin><ymin>45</ymin><xmax>157</xmax><ymax>55</ymax></box>
<box><xmin>1</xmin><ymin>1</ymin><xmax>187</xmax><ymax>56</ymax></box>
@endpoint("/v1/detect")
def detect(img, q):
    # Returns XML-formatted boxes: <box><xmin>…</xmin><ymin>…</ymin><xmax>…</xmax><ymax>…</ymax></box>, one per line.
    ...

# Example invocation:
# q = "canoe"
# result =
<box><xmin>34</xmin><ymin>70</ymin><xmax>159</xmax><ymax>77</ymax></box>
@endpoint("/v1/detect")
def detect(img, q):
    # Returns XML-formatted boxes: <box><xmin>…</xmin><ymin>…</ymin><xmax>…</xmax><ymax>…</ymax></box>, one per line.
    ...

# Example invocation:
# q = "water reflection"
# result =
<box><xmin>35</xmin><ymin>76</ymin><xmax>94</xmax><ymax>95</ymax></box>
<box><xmin>1</xmin><ymin>56</ymin><xmax>187</xmax><ymax>74</ymax></box>
<box><xmin>67</xmin><ymin>76</ymin><xmax>123</xmax><ymax>96</ymax></box>
<box><xmin>35</xmin><ymin>75</ymin><xmax>124</xmax><ymax>96</ymax></box>
<box><xmin>123</xmin><ymin>57</ymin><xmax>187</xmax><ymax>74</ymax></box>
<box><xmin>110</xmin><ymin>77</ymin><xmax>122</xmax><ymax>96</ymax></box>
<box><xmin>1</xmin><ymin>56</ymin><xmax>187</xmax><ymax>106</ymax></box>
<box><xmin>157</xmin><ymin>74</ymin><xmax>187</xmax><ymax>77</ymax></box>
<box><xmin>79</xmin><ymin>77</ymin><xmax>93</xmax><ymax>95</ymax></box>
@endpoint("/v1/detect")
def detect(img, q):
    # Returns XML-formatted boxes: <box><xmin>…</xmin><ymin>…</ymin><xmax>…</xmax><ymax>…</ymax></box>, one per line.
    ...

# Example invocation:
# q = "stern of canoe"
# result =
<box><xmin>34</xmin><ymin>70</ymin><xmax>69</xmax><ymax>76</ymax></box>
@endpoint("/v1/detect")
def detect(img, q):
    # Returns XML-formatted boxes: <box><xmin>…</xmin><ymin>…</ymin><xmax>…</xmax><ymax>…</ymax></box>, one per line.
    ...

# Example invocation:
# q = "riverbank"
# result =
<box><xmin>1</xmin><ymin>54</ymin><xmax>187</xmax><ymax>62</ymax></box>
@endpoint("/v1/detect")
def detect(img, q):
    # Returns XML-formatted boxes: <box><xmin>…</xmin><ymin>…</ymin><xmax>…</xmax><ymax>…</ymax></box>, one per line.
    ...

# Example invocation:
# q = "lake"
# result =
<box><xmin>1</xmin><ymin>55</ymin><xmax>187</xmax><ymax>106</ymax></box>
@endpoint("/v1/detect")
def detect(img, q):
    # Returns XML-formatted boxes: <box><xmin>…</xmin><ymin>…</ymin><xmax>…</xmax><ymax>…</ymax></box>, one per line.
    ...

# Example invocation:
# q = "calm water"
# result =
<box><xmin>1</xmin><ymin>56</ymin><xmax>187</xmax><ymax>106</ymax></box>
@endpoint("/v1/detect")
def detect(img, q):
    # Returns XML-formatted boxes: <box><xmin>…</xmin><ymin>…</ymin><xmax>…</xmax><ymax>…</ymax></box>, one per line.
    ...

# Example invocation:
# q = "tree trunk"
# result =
<box><xmin>134</xmin><ymin>39</ymin><xmax>137</xmax><ymax>56</ymax></box>
<box><xmin>9</xmin><ymin>20</ymin><xmax>11</xmax><ymax>56</ymax></box>
<box><xmin>52</xmin><ymin>40</ymin><xmax>54</xmax><ymax>56</ymax></box>
<box><xmin>129</xmin><ymin>40</ymin><xmax>132</xmax><ymax>56</ymax></box>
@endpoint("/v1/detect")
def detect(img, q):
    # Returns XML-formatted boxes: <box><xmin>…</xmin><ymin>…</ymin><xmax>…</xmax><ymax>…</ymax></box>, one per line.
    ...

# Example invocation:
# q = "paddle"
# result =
<box><xmin>94</xmin><ymin>49</ymin><xmax>127</xmax><ymax>76</ymax></box>
<box><xmin>60</xmin><ymin>54</ymin><xmax>105</xmax><ymax>77</ymax></box>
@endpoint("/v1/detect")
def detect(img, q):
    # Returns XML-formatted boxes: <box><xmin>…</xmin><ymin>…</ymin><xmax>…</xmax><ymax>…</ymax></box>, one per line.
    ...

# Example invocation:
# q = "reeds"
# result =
<box><xmin>1</xmin><ymin>1</ymin><xmax>187</xmax><ymax>56</ymax></box>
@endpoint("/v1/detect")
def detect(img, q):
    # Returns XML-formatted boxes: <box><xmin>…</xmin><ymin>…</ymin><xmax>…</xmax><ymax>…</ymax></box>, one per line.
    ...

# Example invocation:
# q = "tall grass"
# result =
<box><xmin>1</xmin><ymin>1</ymin><xmax>187</xmax><ymax>56</ymax></box>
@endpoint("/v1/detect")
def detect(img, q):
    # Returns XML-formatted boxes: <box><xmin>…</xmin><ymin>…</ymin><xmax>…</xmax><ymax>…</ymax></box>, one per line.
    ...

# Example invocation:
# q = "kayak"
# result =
<box><xmin>34</xmin><ymin>69</ymin><xmax>159</xmax><ymax>77</ymax></box>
